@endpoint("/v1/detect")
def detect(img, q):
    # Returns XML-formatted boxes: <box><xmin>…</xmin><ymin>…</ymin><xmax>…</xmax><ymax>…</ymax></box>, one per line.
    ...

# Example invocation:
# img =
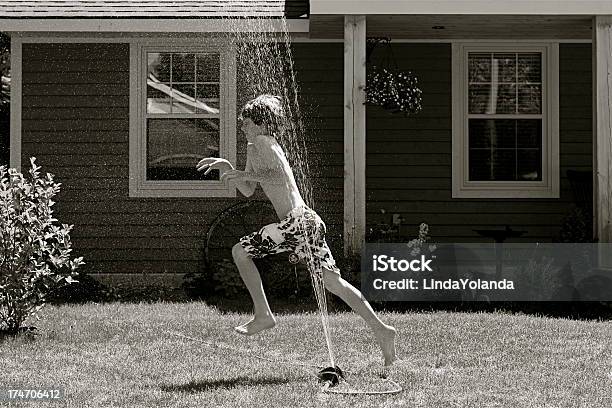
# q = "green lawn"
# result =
<box><xmin>1</xmin><ymin>302</ymin><xmax>611</xmax><ymax>407</ymax></box>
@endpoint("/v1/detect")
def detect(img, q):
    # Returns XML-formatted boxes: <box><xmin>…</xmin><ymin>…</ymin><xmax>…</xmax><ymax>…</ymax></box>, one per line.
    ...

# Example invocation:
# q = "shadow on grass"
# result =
<box><xmin>160</xmin><ymin>376</ymin><xmax>292</xmax><ymax>393</ymax></box>
<box><xmin>375</xmin><ymin>301</ymin><xmax>612</xmax><ymax>321</ymax></box>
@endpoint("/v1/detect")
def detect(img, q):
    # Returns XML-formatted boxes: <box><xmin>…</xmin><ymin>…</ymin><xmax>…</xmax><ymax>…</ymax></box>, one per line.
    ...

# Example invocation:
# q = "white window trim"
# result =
<box><xmin>129</xmin><ymin>39</ymin><xmax>237</xmax><ymax>198</ymax></box>
<box><xmin>451</xmin><ymin>42</ymin><xmax>560</xmax><ymax>199</ymax></box>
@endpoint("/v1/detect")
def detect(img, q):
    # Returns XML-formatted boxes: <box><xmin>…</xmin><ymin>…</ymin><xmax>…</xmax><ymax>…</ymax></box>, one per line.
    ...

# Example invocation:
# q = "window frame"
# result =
<box><xmin>129</xmin><ymin>40</ymin><xmax>237</xmax><ymax>198</ymax></box>
<box><xmin>451</xmin><ymin>42</ymin><xmax>559</xmax><ymax>199</ymax></box>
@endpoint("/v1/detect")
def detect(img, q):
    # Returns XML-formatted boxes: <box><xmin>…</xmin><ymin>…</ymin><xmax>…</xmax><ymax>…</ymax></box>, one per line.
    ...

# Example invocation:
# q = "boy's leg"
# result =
<box><xmin>232</xmin><ymin>243</ymin><xmax>276</xmax><ymax>335</ymax></box>
<box><xmin>321</xmin><ymin>267</ymin><xmax>397</xmax><ymax>366</ymax></box>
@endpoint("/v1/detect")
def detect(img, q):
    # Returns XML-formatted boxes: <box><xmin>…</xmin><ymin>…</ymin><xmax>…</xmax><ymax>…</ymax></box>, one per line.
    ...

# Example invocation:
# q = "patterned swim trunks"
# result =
<box><xmin>239</xmin><ymin>206</ymin><xmax>341</xmax><ymax>275</ymax></box>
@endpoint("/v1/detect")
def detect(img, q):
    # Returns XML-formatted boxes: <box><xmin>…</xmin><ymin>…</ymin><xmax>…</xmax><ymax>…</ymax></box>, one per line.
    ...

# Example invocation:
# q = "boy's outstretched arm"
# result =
<box><xmin>195</xmin><ymin>156</ymin><xmax>256</xmax><ymax>196</ymax></box>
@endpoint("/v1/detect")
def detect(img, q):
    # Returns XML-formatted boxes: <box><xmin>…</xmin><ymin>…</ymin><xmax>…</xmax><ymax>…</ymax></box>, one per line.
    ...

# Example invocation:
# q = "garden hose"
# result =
<box><xmin>166</xmin><ymin>330</ymin><xmax>404</xmax><ymax>396</ymax></box>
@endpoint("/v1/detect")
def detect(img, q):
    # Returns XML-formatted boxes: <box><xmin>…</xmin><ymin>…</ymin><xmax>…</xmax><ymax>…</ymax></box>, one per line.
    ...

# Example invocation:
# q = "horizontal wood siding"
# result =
<box><xmin>293</xmin><ymin>43</ymin><xmax>345</xmax><ymax>253</ymax></box>
<box><xmin>20</xmin><ymin>42</ymin><xmax>343</xmax><ymax>274</ymax></box>
<box><xmin>21</xmin><ymin>40</ymin><xmax>590</xmax><ymax>269</ymax></box>
<box><xmin>366</xmin><ymin>43</ymin><xmax>592</xmax><ymax>242</ymax></box>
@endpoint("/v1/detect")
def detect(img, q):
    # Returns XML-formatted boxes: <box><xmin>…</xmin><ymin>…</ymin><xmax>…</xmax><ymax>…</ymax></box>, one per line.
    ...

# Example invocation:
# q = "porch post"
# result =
<box><xmin>343</xmin><ymin>15</ymin><xmax>366</xmax><ymax>256</ymax></box>
<box><xmin>593</xmin><ymin>16</ymin><xmax>612</xmax><ymax>245</ymax></box>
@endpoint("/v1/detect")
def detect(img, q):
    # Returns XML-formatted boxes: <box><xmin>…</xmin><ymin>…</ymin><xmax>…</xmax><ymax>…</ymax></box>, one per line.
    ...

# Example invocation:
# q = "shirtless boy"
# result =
<box><xmin>196</xmin><ymin>95</ymin><xmax>397</xmax><ymax>366</ymax></box>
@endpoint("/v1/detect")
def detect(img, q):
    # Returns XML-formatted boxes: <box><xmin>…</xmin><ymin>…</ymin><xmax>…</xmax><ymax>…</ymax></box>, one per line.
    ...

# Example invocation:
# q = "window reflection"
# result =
<box><xmin>144</xmin><ymin>51</ymin><xmax>223</xmax><ymax>181</ymax></box>
<box><xmin>147</xmin><ymin>118</ymin><xmax>220</xmax><ymax>181</ymax></box>
<box><xmin>146</xmin><ymin>52</ymin><xmax>220</xmax><ymax>114</ymax></box>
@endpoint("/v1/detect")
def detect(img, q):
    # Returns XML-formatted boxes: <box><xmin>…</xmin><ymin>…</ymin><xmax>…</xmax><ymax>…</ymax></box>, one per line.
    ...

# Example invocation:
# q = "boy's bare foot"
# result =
<box><xmin>376</xmin><ymin>325</ymin><xmax>397</xmax><ymax>367</ymax></box>
<box><xmin>234</xmin><ymin>315</ymin><xmax>276</xmax><ymax>336</ymax></box>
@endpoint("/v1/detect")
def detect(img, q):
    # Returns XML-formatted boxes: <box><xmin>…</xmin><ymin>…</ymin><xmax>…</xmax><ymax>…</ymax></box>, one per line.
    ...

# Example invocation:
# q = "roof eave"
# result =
<box><xmin>0</xmin><ymin>18</ymin><xmax>310</xmax><ymax>33</ymax></box>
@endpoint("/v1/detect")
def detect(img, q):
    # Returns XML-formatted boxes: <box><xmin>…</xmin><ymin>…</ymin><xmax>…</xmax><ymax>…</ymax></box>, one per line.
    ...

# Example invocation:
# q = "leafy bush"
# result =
<box><xmin>184</xmin><ymin>255</ymin><xmax>315</xmax><ymax>300</ymax></box>
<box><xmin>560</xmin><ymin>206</ymin><xmax>593</xmax><ymax>243</ymax></box>
<box><xmin>0</xmin><ymin>158</ymin><xmax>83</xmax><ymax>334</ymax></box>
<box><xmin>257</xmin><ymin>256</ymin><xmax>313</xmax><ymax>299</ymax></box>
<box><xmin>47</xmin><ymin>273</ymin><xmax>114</xmax><ymax>304</ymax></box>
<box><xmin>211</xmin><ymin>259</ymin><xmax>248</xmax><ymax>297</ymax></box>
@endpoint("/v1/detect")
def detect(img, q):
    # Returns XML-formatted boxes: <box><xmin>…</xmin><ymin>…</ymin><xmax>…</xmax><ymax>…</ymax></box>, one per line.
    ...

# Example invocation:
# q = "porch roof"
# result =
<box><xmin>0</xmin><ymin>0</ymin><xmax>309</xmax><ymax>19</ymax></box>
<box><xmin>311</xmin><ymin>0</ymin><xmax>612</xmax><ymax>15</ymax></box>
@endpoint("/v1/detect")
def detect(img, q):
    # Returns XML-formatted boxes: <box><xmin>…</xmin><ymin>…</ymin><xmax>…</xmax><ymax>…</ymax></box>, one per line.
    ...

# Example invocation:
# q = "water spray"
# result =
<box><xmin>230</xmin><ymin>17</ymin><xmax>338</xmax><ymax>375</ymax></box>
<box><xmin>218</xmin><ymin>11</ymin><xmax>401</xmax><ymax>394</ymax></box>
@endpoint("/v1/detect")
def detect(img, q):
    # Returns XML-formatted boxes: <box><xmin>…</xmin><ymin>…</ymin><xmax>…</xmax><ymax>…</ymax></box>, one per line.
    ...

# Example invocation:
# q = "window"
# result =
<box><xmin>452</xmin><ymin>43</ymin><xmax>559</xmax><ymax>198</ymax></box>
<box><xmin>129</xmin><ymin>41</ymin><xmax>236</xmax><ymax>197</ymax></box>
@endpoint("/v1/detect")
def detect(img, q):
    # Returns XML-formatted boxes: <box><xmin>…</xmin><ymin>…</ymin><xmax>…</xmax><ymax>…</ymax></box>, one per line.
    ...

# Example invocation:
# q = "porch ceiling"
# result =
<box><xmin>309</xmin><ymin>15</ymin><xmax>593</xmax><ymax>40</ymax></box>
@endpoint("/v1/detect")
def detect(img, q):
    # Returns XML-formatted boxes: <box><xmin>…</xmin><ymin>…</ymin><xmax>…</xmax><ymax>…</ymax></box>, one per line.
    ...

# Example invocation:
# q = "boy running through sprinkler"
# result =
<box><xmin>196</xmin><ymin>95</ymin><xmax>397</xmax><ymax>366</ymax></box>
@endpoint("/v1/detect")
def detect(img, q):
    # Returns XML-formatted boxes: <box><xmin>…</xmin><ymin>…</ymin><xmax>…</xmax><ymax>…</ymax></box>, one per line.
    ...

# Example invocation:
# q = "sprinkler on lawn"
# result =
<box><xmin>288</xmin><ymin>253</ymin><xmax>301</xmax><ymax>264</ymax></box>
<box><xmin>317</xmin><ymin>365</ymin><xmax>344</xmax><ymax>388</ymax></box>
<box><xmin>166</xmin><ymin>331</ymin><xmax>404</xmax><ymax>395</ymax></box>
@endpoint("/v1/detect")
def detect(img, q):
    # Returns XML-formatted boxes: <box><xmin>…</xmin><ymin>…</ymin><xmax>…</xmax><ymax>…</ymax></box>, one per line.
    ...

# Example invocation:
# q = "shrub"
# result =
<box><xmin>0</xmin><ymin>158</ymin><xmax>83</xmax><ymax>334</ymax></box>
<box><xmin>560</xmin><ymin>206</ymin><xmax>593</xmax><ymax>243</ymax></box>
<box><xmin>184</xmin><ymin>254</ymin><xmax>315</xmax><ymax>300</ymax></box>
<box><xmin>210</xmin><ymin>259</ymin><xmax>247</xmax><ymax>297</ymax></box>
<box><xmin>47</xmin><ymin>273</ymin><xmax>114</xmax><ymax>304</ymax></box>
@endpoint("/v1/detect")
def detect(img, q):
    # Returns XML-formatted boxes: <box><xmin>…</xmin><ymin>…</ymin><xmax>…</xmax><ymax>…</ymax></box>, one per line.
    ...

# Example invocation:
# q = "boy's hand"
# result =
<box><xmin>196</xmin><ymin>157</ymin><xmax>234</xmax><ymax>175</ymax></box>
<box><xmin>220</xmin><ymin>169</ymin><xmax>250</xmax><ymax>183</ymax></box>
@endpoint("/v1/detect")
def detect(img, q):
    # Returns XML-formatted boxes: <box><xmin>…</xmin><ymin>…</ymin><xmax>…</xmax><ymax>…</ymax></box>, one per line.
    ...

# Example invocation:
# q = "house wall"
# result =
<box><xmin>19</xmin><ymin>40</ymin><xmax>592</xmax><ymax>275</ymax></box>
<box><xmin>366</xmin><ymin>43</ymin><xmax>592</xmax><ymax>242</ymax></box>
<box><xmin>20</xmin><ymin>41</ymin><xmax>344</xmax><ymax>274</ymax></box>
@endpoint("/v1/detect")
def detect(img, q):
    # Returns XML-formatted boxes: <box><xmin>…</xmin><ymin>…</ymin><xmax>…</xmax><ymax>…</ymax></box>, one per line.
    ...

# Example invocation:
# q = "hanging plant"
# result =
<box><xmin>364</xmin><ymin>37</ymin><xmax>423</xmax><ymax>115</ymax></box>
<box><xmin>365</xmin><ymin>66</ymin><xmax>422</xmax><ymax>115</ymax></box>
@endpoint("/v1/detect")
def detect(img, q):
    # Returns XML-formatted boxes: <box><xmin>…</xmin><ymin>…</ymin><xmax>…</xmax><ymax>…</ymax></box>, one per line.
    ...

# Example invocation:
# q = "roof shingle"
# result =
<box><xmin>0</xmin><ymin>0</ymin><xmax>309</xmax><ymax>18</ymax></box>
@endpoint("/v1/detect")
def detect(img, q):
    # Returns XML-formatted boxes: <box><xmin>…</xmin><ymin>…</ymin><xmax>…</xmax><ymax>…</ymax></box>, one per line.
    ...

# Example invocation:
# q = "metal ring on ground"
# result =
<box><xmin>322</xmin><ymin>378</ymin><xmax>404</xmax><ymax>395</ymax></box>
<box><xmin>167</xmin><ymin>330</ymin><xmax>404</xmax><ymax>396</ymax></box>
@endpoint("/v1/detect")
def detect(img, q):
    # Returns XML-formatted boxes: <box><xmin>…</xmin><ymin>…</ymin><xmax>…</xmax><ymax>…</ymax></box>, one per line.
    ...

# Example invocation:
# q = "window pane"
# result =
<box><xmin>468</xmin><ymin>82</ymin><xmax>516</xmax><ymax>114</ymax></box>
<box><xmin>469</xmin><ymin>119</ymin><xmax>516</xmax><ymax>149</ymax></box>
<box><xmin>147</xmin><ymin>84</ymin><xmax>172</xmax><ymax>114</ymax></box>
<box><xmin>171</xmin><ymin>84</ymin><xmax>196</xmax><ymax>114</ymax></box>
<box><xmin>468</xmin><ymin>84</ymin><xmax>491</xmax><ymax>114</ymax></box>
<box><xmin>195</xmin><ymin>84</ymin><xmax>220</xmax><ymax>113</ymax></box>
<box><xmin>466</xmin><ymin>50</ymin><xmax>544</xmax><ymax>185</ymax></box>
<box><xmin>518</xmin><ymin>84</ymin><xmax>541</xmax><ymax>114</ymax></box>
<box><xmin>196</xmin><ymin>53</ymin><xmax>220</xmax><ymax>82</ymax></box>
<box><xmin>469</xmin><ymin>149</ymin><xmax>492</xmax><ymax>181</ymax></box>
<box><xmin>172</xmin><ymin>53</ymin><xmax>195</xmax><ymax>83</ymax></box>
<box><xmin>471</xmin><ymin>149</ymin><xmax>516</xmax><ymax>181</ymax></box>
<box><xmin>148</xmin><ymin>53</ymin><xmax>171</xmax><ymax>82</ymax></box>
<box><xmin>517</xmin><ymin>120</ymin><xmax>542</xmax><ymax>148</ymax></box>
<box><xmin>518</xmin><ymin>53</ymin><xmax>541</xmax><ymax>83</ymax></box>
<box><xmin>517</xmin><ymin>149</ymin><xmax>542</xmax><ymax>181</ymax></box>
<box><xmin>493</xmin><ymin>53</ymin><xmax>516</xmax><ymax>83</ymax></box>
<box><xmin>468</xmin><ymin>51</ymin><xmax>543</xmax><ymax>115</ymax></box>
<box><xmin>469</xmin><ymin>119</ymin><xmax>542</xmax><ymax>181</ymax></box>
<box><xmin>468</xmin><ymin>119</ymin><xmax>491</xmax><ymax>148</ymax></box>
<box><xmin>491</xmin><ymin>149</ymin><xmax>517</xmax><ymax>181</ymax></box>
<box><xmin>469</xmin><ymin>53</ymin><xmax>491</xmax><ymax>83</ymax></box>
<box><xmin>147</xmin><ymin>118</ymin><xmax>220</xmax><ymax>181</ymax></box>
<box><xmin>495</xmin><ymin>84</ymin><xmax>517</xmax><ymax>114</ymax></box>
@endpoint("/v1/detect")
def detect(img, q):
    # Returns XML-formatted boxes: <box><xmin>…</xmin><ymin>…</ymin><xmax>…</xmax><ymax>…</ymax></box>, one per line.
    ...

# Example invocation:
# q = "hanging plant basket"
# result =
<box><xmin>364</xmin><ymin>37</ymin><xmax>423</xmax><ymax>115</ymax></box>
<box><xmin>365</xmin><ymin>66</ymin><xmax>422</xmax><ymax>115</ymax></box>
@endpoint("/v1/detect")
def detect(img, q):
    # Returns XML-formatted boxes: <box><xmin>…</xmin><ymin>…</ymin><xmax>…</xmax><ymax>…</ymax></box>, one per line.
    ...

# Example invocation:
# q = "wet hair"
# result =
<box><xmin>239</xmin><ymin>94</ymin><xmax>285</xmax><ymax>136</ymax></box>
